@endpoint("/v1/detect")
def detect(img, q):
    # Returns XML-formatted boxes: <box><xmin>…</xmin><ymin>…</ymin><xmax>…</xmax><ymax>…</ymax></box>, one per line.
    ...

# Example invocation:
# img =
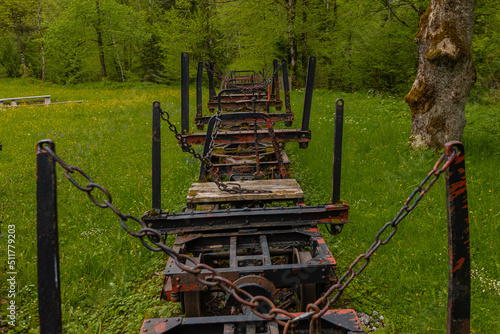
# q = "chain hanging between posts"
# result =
<box><xmin>158</xmin><ymin>106</ymin><xmax>271</xmax><ymax>194</ymax></box>
<box><xmin>38</xmin><ymin>142</ymin><xmax>288</xmax><ymax>327</ymax></box>
<box><xmin>38</xmin><ymin>141</ymin><xmax>459</xmax><ymax>333</ymax></box>
<box><xmin>296</xmin><ymin>149</ymin><xmax>460</xmax><ymax>324</ymax></box>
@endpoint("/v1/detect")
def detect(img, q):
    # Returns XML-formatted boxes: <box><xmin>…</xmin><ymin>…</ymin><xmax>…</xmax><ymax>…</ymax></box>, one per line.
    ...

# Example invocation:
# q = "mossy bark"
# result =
<box><xmin>405</xmin><ymin>0</ymin><xmax>476</xmax><ymax>149</ymax></box>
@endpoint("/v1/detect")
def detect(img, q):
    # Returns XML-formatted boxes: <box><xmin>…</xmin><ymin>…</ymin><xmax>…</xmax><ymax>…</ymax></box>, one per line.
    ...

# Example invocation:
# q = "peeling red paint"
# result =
<box><xmin>449</xmin><ymin>180</ymin><xmax>467</xmax><ymax>201</ymax></box>
<box><xmin>453</xmin><ymin>257</ymin><xmax>465</xmax><ymax>272</ymax></box>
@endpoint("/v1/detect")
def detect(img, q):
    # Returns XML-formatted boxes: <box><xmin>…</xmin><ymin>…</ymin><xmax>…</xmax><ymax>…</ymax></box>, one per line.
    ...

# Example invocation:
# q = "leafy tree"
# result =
<box><xmin>215</xmin><ymin>0</ymin><xmax>285</xmax><ymax>71</ymax></box>
<box><xmin>0</xmin><ymin>0</ymin><xmax>37</xmax><ymax>77</ymax></box>
<box><xmin>35</xmin><ymin>0</ymin><xmax>46</xmax><ymax>82</ymax></box>
<box><xmin>44</xmin><ymin>0</ymin><xmax>148</xmax><ymax>83</ymax></box>
<box><xmin>472</xmin><ymin>0</ymin><xmax>500</xmax><ymax>94</ymax></box>
<box><xmin>153</xmin><ymin>0</ymin><xmax>230</xmax><ymax>83</ymax></box>
<box><xmin>0</xmin><ymin>0</ymin><xmax>496</xmax><ymax>104</ymax></box>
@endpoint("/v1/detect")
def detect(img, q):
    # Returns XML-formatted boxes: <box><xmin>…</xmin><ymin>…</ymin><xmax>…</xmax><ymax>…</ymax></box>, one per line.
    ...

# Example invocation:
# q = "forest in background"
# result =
<box><xmin>0</xmin><ymin>0</ymin><xmax>499</xmax><ymax>97</ymax></box>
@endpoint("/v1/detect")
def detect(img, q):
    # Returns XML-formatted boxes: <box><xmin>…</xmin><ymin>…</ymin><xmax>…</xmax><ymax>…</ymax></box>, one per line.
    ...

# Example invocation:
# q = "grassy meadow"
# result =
<box><xmin>0</xmin><ymin>78</ymin><xmax>498</xmax><ymax>333</ymax></box>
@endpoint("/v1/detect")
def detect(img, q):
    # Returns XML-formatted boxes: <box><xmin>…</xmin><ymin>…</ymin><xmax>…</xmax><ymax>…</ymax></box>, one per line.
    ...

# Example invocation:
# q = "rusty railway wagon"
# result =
<box><xmin>36</xmin><ymin>53</ymin><xmax>471</xmax><ymax>334</ymax></box>
<box><xmin>144</xmin><ymin>53</ymin><xmax>360</xmax><ymax>330</ymax></box>
<box><xmin>195</xmin><ymin>55</ymin><xmax>292</xmax><ymax>130</ymax></box>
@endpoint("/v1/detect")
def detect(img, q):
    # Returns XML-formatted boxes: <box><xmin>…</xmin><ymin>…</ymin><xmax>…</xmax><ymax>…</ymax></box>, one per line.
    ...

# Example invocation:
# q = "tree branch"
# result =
<box><xmin>380</xmin><ymin>0</ymin><xmax>410</xmax><ymax>27</ymax></box>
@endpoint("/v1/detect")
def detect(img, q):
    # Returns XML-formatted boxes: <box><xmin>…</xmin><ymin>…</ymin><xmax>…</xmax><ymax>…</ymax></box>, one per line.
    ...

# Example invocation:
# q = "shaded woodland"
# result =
<box><xmin>0</xmin><ymin>0</ymin><xmax>498</xmax><ymax>95</ymax></box>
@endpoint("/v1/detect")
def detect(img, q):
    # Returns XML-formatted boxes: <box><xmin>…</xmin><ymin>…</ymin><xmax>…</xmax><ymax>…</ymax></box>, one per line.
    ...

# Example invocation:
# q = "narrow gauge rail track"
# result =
<box><xmin>35</xmin><ymin>53</ymin><xmax>471</xmax><ymax>334</ymax></box>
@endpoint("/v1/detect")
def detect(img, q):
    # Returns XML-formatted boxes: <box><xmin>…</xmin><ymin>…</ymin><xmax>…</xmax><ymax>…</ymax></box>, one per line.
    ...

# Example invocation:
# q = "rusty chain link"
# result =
<box><xmin>38</xmin><ymin>141</ymin><xmax>459</xmax><ymax>333</ymax></box>
<box><xmin>157</xmin><ymin>103</ymin><xmax>271</xmax><ymax>194</ymax></box>
<box><xmin>297</xmin><ymin>149</ymin><xmax>460</xmax><ymax>325</ymax></box>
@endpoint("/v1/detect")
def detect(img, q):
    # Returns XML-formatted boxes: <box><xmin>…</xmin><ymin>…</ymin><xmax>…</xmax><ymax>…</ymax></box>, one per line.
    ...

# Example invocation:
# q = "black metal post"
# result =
<box><xmin>281</xmin><ymin>60</ymin><xmax>291</xmax><ymax>114</ymax></box>
<box><xmin>36</xmin><ymin>139</ymin><xmax>62</xmax><ymax>334</ymax></box>
<box><xmin>332</xmin><ymin>99</ymin><xmax>344</xmax><ymax>204</ymax></box>
<box><xmin>282</xmin><ymin>60</ymin><xmax>293</xmax><ymax>128</ymax></box>
<box><xmin>152</xmin><ymin>101</ymin><xmax>161</xmax><ymax>212</ymax></box>
<box><xmin>196</xmin><ymin>62</ymin><xmax>203</xmax><ymax>119</ymax></box>
<box><xmin>181</xmin><ymin>52</ymin><xmax>189</xmax><ymax>134</ymax></box>
<box><xmin>445</xmin><ymin>141</ymin><xmax>470</xmax><ymax>334</ymax></box>
<box><xmin>272</xmin><ymin>59</ymin><xmax>278</xmax><ymax>95</ymax></box>
<box><xmin>301</xmin><ymin>56</ymin><xmax>316</xmax><ymax>133</ymax></box>
<box><xmin>198</xmin><ymin>116</ymin><xmax>217</xmax><ymax>181</ymax></box>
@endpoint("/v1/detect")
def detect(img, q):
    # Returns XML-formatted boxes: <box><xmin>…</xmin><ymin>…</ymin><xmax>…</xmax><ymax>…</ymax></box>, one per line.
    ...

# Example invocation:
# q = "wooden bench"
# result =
<box><xmin>186</xmin><ymin>178</ymin><xmax>304</xmax><ymax>209</ymax></box>
<box><xmin>0</xmin><ymin>95</ymin><xmax>51</xmax><ymax>107</ymax></box>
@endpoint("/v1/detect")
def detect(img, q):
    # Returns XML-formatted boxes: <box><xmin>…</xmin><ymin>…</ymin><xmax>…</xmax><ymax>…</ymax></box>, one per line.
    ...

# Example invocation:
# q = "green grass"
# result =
<box><xmin>0</xmin><ymin>78</ymin><xmax>498</xmax><ymax>333</ymax></box>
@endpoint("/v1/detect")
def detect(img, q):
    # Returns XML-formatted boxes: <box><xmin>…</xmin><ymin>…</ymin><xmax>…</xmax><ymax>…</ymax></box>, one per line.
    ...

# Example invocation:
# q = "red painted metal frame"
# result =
<box><xmin>143</xmin><ymin>203</ymin><xmax>349</xmax><ymax>234</ymax></box>
<box><xmin>196</xmin><ymin>60</ymin><xmax>289</xmax><ymax>130</ymax></box>
<box><xmin>140</xmin><ymin>309</ymin><xmax>365</xmax><ymax>334</ymax></box>
<box><xmin>195</xmin><ymin>112</ymin><xmax>293</xmax><ymax>127</ymax></box>
<box><xmin>180</xmin><ymin>129</ymin><xmax>311</xmax><ymax>146</ymax></box>
<box><xmin>159</xmin><ymin>227</ymin><xmax>337</xmax><ymax>300</ymax></box>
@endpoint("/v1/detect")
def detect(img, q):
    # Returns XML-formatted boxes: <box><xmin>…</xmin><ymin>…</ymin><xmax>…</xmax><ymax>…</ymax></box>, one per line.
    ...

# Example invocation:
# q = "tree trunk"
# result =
<box><xmin>405</xmin><ymin>0</ymin><xmax>476</xmax><ymax>149</ymax></box>
<box><xmin>285</xmin><ymin>0</ymin><xmax>297</xmax><ymax>89</ymax></box>
<box><xmin>95</xmin><ymin>1</ymin><xmax>107</xmax><ymax>79</ymax></box>
<box><xmin>37</xmin><ymin>0</ymin><xmax>46</xmax><ymax>83</ymax></box>
<box><xmin>10</xmin><ymin>8</ymin><xmax>26</xmax><ymax>69</ymax></box>
<box><xmin>107</xmin><ymin>14</ymin><xmax>125</xmax><ymax>82</ymax></box>
<box><xmin>300</xmin><ymin>0</ymin><xmax>308</xmax><ymax>88</ymax></box>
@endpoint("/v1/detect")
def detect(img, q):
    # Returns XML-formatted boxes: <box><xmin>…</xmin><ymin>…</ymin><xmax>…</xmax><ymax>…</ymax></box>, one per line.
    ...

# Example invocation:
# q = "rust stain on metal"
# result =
<box><xmin>449</xmin><ymin>179</ymin><xmax>467</xmax><ymax>201</ymax></box>
<box><xmin>453</xmin><ymin>257</ymin><xmax>465</xmax><ymax>272</ymax></box>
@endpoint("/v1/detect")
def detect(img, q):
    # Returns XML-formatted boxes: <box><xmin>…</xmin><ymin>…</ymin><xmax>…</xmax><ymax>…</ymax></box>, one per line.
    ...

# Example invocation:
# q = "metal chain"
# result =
<box><xmin>38</xmin><ymin>142</ymin><xmax>459</xmax><ymax>333</ymax></box>
<box><xmin>295</xmin><ymin>149</ymin><xmax>460</xmax><ymax>324</ymax></box>
<box><xmin>158</xmin><ymin>106</ymin><xmax>270</xmax><ymax>194</ymax></box>
<box><xmin>38</xmin><ymin>142</ymin><xmax>288</xmax><ymax>326</ymax></box>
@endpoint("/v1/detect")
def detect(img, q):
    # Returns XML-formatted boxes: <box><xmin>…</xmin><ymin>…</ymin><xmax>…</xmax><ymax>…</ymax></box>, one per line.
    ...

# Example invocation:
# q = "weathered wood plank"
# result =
<box><xmin>187</xmin><ymin>179</ymin><xmax>303</xmax><ymax>204</ymax></box>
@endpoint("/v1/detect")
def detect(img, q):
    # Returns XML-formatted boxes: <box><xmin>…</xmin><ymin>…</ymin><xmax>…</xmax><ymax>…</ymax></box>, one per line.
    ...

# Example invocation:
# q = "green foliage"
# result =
<box><xmin>152</xmin><ymin>1</ymin><xmax>231</xmax><ymax>83</ymax></box>
<box><xmin>0</xmin><ymin>38</ymin><xmax>19</xmax><ymax>78</ymax></box>
<box><xmin>18</xmin><ymin>64</ymin><xmax>33</xmax><ymax>78</ymax></box>
<box><xmin>1</xmin><ymin>79</ymin><xmax>497</xmax><ymax>333</ymax></box>
<box><xmin>0</xmin><ymin>0</ymin><xmax>497</xmax><ymax>100</ymax></box>
<box><xmin>471</xmin><ymin>0</ymin><xmax>500</xmax><ymax>101</ymax></box>
<box><xmin>43</xmin><ymin>0</ymin><xmax>149</xmax><ymax>84</ymax></box>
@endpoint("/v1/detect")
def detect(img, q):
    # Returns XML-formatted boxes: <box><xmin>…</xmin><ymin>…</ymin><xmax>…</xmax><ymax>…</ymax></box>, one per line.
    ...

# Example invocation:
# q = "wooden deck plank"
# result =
<box><xmin>186</xmin><ymin>179</ymin><xmax>303</xmax><ymax>204</ymax></box>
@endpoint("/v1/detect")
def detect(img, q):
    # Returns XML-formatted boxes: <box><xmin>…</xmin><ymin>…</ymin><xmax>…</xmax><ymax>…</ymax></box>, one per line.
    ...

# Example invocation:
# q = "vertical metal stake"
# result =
<box><xmin>181</xmin><ymin>52</ymin><xmax>189</xmax><ymax>134</ymax></box>
<box><xmin>332</xmin><ymin>99</ymin><xmax>344</xmax><ymax>204</ymax></box>
<box><xmin>301</xmin><ymin>56</ymin><xmax>316</xmax><ymax>133</ymax></box>
<box><xmin>152</xmin><ymin>101</ymin><xmax>161</xmax><ymax>211</ymax></box>
<box><xmin>445</xmin><ymin>141</ymin><xmax>470</xmax><ymax>334</ymax></box>
<box><xmin>36</xmin><ymin>139</ymin><xmax>62</xmax><ymax>334</ymax></box>
<box><xmin>281</xmin><ymin>60</ymin><xmax>291</xmax><ymax>115</ymax></box>
<box><xmin>272</xmin><ymin>59</ymin><xmax>278</xmax><ymax>95</ymax></box>
<box><xmin>199</xmin><ymin>116</ymin><xmax>218</xmax><ymax>181</ymax></box>
<box><xmin>196</xmin><ymin>62</ymin><xmax>203</xmax><ymax>118</ymax></box>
